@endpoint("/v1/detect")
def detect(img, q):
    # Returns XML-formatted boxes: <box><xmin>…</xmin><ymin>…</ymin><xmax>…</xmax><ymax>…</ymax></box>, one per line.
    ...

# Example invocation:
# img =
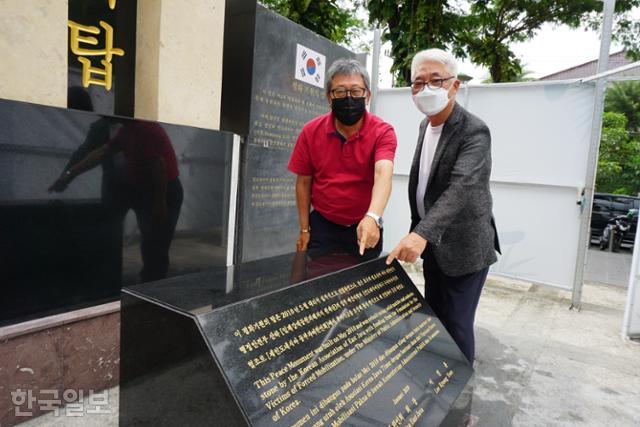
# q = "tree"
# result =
<box><xmin>605</xmin><ymin>81</ymin><xmax>640</xmax><ymax>133</ymax></box>
<box><xmin>366</xmin><ymin>0</ymin><xmax>640</xmax><ymax>84</ymax></box>
<box><xmin>596</xmin><ymin>112</ymin><xmax>640</xmax><ymax>195</ymax></box>
<box><xmin>482</xmin><ymin>65</ymin><xmax>535</xmax><ymax>83</ymax></box>
<box><xmin>586</xmin><ymin>8</ymin><xmax>640</xmax><ymax>61</ymax></box>
<box><xmin>455</xmin><ymin>0</ymin><xmax>640</xmax><ymax>83</ymax></box>
<box><xmin>365</xmin><ymin>0</ymin><xmax>462</xmax><ymax>84</ymax></box>
<box><xmin>260</xmin><ymin>0</ymin><xmax>364</xmax><ymax>45</ymax></box>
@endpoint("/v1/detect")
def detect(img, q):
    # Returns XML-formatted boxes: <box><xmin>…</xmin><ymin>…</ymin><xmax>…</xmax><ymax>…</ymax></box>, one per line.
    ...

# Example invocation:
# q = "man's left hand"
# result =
<box><xmin>386</xmin><ymin>232</ymin><xmax>427</xmax><ymax>264</ymax></box>
<box><xmin>357</xmin><ymin>216</ymin><xmax>380</xmax><ymax>255</ymax></box>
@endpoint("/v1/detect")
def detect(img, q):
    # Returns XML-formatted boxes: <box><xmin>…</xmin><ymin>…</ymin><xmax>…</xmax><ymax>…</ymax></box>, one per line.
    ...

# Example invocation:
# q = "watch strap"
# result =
<box><xmin>365</xmin><ymin>212</ymin><xmax>383</xmax><ymax>228</ymax></box>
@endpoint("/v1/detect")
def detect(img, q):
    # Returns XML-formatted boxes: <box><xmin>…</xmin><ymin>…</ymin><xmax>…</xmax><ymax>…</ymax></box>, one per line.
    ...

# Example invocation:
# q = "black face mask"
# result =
<box><xmin>332</xmin><ymin>96</ymin><xmax>366</xmax><ymax>126</ymax></box>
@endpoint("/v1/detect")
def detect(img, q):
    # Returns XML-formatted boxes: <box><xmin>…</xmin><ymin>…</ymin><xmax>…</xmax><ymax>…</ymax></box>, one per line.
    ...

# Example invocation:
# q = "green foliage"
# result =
<box><xmin>366</xmin><ymin>0</ymin><xmax>640</xmax><ymax>84</ymax></box>
<box><xmin>605</xmin><ymin>81</ymin><xmax>640</xmax><ymax>133</ymax></box>
<box><xmin>260</xmin><ymin>1</ymin><xmax>639</xmax><ymax>84</ymax></box>
<box><xmin>585</xmin><ymin>6</ymin><xmax>640</xmax><ymax>61</ymax></box>
<box><xmin>482</xmin><ymin>66</ymin><xmax>534</xmax><ymax>83</ymax></box>
<box><xmin>596</xmin><ymin>112</ymin><xmax>640</xmax><ymax>195</ymax></box>
<box><xmin>365</xmin><ymin>0</ymin><xmax>460</xmax><ymax>85</ymax></box>
<box><xmin>598</xmin><ymin>83</ymin><xmax>640</xmax><ymax>196</ymax></box>
<box><xmin>260</xmin><ymin>0</ymin><xmax>364</xmax><ymax>46</ymax></box>
<box><xmin>613</xmin><ymin>19</ymin><xmax>640</xmax><ymax>60</ymax></box>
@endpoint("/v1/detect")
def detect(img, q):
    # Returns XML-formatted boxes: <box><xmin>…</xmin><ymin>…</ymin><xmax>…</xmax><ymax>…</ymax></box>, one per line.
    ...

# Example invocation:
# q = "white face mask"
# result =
<box><xmin>412</xmin><ymin>86</ymin><xmax>450</xmax><ymax>116</ymax></box>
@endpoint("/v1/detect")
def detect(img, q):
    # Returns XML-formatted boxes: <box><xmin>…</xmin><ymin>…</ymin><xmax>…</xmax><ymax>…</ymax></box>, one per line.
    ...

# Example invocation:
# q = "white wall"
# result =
<box><xmin>0</xmin><ymin>0</ymin><xmax>67</xmax><ymax>107</ymax></box>
<box><xmin>136</xmin><ymin>0</ymin><xmax>225</xmax><ymax>130</ymax></box>
<box><xmin>376</xmin><ymin>81</ymin><xmax>596</xmax><ymax>290</ymax></box>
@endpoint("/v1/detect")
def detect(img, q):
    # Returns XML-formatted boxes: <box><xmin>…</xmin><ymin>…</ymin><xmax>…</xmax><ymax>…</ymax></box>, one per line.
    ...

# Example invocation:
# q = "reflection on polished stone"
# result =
<box><xmin>0</xmin><ymin>97</ymin><xmax>234</xmax><ymax>326</ymax></box>
<box><xmin>120</xmin><ymin>252</ymin><xmax>473</xmax><ymax>426</ymax></box>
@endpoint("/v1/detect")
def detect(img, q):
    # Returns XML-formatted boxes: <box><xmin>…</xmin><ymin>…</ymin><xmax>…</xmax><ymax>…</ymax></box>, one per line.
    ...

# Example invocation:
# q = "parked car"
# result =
<box><xmin>590</xmin><ymin>193</ymin><xmax>639</xmax><ymax>246</ymax></box>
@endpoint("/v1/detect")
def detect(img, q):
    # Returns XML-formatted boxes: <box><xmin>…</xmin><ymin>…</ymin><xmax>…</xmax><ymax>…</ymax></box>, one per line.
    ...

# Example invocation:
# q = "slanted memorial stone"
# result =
<box><xmin>119</xmin><ymin>253</ymin><xmax>473</xmax><ymax>426</ymax></box>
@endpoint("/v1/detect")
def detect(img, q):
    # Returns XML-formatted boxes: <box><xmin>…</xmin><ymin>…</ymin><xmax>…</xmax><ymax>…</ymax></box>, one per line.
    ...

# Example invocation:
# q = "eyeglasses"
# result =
<box><xmin>410</xmin><ymin>77</ymin><xmax>455</xmax><ymax>92</ymax></box>
<box><xmin>330</xmin><ymin>87</ymin><xmax>367</xmax><ymax>99</ymax></box>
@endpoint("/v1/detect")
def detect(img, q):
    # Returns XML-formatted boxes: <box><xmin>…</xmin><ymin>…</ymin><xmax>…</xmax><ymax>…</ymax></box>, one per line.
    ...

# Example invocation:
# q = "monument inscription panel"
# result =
<box><xmin>222</xmin><ymin>1</ymin><xmax>356</xmax><ymax>262</ymax></box>
<box><xmin>121</xmin><ymin>253</ymin><xmax>472</xmax><ymax>426</ymax></box>
<box><xmin>200</xmin><ymin>258</ymin><xmax>472</xmax><ymax>426</ymax></box>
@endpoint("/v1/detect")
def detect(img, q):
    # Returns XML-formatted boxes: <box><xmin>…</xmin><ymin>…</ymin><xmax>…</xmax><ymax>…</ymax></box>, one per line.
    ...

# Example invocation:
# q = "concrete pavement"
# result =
<box><xmin>584</xmin><ymin>247</ymin><xmax>632</xmax><ymax>288</ymax></box>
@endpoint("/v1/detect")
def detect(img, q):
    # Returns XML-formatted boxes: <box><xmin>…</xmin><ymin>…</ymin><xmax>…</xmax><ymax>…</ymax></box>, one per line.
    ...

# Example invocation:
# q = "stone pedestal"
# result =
<box><xmin>120</xmin><ymin>253</ymin><xmax>473</xmax><ymax>426</ymax></box>
<box><xmin>0</xmin><ymin>303</ymin><xmax>120</xmax><ymax>427</ymax></box>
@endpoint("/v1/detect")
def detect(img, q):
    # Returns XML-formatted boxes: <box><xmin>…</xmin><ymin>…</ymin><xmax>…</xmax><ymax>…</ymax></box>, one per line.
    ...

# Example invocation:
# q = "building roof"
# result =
<box><xmin>538</xmin><ymin>51</ymin><xmax>640</xmax><ymax>80</ymax></box>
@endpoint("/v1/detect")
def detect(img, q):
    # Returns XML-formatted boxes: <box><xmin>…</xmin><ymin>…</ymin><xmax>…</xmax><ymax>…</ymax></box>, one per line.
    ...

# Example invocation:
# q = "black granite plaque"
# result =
<box><xmin>221</xmin><ymin>1</ymin><xmax>356</xmax><ymax>263</ymax></box>
<box><xmin>120</xmin><ymin>254</ymin><xmax>473</xmax><ymax>426</ymax></box>
<box><xmin>68</xmin><ymin>0</ymin><xmax>137</xmax><ymax>116</ymax></box>
<box><xmin>0</xmin><ymin>98</ymin><xmax>233</xmax><ymax>325</ymax></box>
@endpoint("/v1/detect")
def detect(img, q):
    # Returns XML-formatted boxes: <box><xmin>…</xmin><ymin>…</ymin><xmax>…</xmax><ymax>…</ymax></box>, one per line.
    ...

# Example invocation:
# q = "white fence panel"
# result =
<box><xmin>376</xmin><ymin>81</ymin><xmax>596</xmax><ymax>290</ymax></box>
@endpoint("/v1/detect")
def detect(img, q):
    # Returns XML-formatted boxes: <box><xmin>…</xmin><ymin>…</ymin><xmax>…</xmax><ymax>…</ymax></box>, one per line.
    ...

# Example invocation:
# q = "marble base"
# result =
<box><xmin>0</xmin><ymin>303</ymin><xmax>120</xmax><ymax>427</ymax></box>
<box><xmin>119</xmin><ymin>294</ymin><xmax>245</xmax><ymax>426</ymax></box>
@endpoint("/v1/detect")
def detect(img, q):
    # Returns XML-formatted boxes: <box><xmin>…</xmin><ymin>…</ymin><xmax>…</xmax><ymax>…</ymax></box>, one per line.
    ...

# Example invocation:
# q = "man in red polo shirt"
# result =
<box><xmin>288</xmin><ymin>58</ymin><xmax>397</xmax><ymax>258</ymax></box>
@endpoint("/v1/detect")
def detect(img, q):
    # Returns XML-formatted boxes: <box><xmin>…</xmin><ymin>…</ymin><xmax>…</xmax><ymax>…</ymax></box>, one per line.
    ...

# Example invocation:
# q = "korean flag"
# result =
<box><xmin>295</xmin><ymin>43</ymin><xmax>326</xmax><ymax>89</ymax></box>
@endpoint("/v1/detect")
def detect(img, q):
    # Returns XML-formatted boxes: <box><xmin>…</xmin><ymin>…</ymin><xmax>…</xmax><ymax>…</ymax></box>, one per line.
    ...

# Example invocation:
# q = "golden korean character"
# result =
<box><xmin>68</xmin><ymin>20</ymin><xmax>124</xmax><ymax>90</ymax></box>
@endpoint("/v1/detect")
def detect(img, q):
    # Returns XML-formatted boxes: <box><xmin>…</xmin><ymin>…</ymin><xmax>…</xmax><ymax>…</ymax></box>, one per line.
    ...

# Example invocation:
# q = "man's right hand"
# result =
<box><xmin>386</xmin><ymin>232</ymin><xmax>427</xmax><ymax>264</ymax></box>
<box><xmin>296</xmin><ymin>231</ymin><xmax>311</xmax><ymax>251</ymax></box>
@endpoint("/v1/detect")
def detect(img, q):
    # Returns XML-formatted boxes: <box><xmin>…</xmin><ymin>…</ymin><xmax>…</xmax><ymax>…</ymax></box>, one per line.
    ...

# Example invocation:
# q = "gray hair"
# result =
<box><xmin>325</xmin><ymin>58</ymin><xmax>371</xmax><ymax>95</ymax></box>
<box><xmin>411</xmin><ymin>49</ymin><xmax>458</xmax><ymax>81</ymax></box>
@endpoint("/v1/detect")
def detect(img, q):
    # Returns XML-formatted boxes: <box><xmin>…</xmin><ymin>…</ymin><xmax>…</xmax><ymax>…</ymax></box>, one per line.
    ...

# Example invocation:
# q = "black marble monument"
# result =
<box><xmin>120</xmin><ymin>253</ymin><xmax>473</xmax><ymax>426</ymax></box>
<box><xmin>221</xmin><ymin>0</ymin><xmax>356</xmax><ymax>263</ymax></box>
<box><xmin>0</xmin><ymin>98</ymin><xmax>234</xmax><ymax>326</ymax></box>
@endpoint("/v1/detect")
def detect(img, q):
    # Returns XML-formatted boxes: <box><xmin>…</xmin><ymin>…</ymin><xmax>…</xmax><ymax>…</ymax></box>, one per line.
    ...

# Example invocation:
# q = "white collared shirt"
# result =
<box><xmin>416</xmin><ymin>122</ymin><xmax>444</xmax><ymax>219</ymax></box>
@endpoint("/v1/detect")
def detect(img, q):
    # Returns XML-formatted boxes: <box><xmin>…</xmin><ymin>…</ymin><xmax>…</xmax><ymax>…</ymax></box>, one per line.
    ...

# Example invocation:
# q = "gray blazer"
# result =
<box><xmin>409</xmin><ymin>102</ymin><xmax>500</xmax><ymax>277</ymax></box>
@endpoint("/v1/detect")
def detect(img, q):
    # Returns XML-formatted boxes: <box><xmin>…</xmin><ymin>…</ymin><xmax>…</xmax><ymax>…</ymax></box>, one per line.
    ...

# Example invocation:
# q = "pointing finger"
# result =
<box><xmin>386</xmin><ymin>247</ymin><xmax>398</xmax><ymax>265</ymax></box>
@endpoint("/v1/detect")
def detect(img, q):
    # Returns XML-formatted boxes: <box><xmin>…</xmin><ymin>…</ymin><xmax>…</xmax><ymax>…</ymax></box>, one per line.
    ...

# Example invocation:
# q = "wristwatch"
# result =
<box><xmin>365</xmin><ymin>212</ymin><xmax>383</xmax><ymax>228</ymax></box>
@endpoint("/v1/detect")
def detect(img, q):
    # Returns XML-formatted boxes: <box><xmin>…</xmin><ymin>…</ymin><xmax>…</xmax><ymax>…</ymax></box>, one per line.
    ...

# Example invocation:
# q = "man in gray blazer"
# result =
<box><xmin>386</xmin><ymin>48</ymin><xmax>500</xmax><ymax>364</ymax></box>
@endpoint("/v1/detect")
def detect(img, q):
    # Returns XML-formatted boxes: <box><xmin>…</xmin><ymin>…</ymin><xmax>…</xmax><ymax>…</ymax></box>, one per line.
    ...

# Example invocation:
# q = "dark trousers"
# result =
<box><xmin>308</xmin><ymin>210</ymin><xmax>382</xmax><ymax>260</ymax></box>
<box><xmin>133</xmin><ymin>179</ymin><xmax>183</xmax><ymax>282</ymax></box>
<box><xmin>423</xmin><ymin>248</ymin><xmax>488</xmax><ymax>363</ymax></box>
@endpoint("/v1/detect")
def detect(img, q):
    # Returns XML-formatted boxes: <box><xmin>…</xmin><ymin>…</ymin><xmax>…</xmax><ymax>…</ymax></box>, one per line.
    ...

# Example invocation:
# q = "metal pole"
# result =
<box><xmin>571</xmin><ymin>0</ymin><xmax>616</xmax><ymax>309</ymax></box>
<box><xmin>370</xmin><ymin>27</ymin><xmax>382</xmax><ymax>114</ymax></box>
<box><xmin>580</xmin><ymin>60</ymin><xmax>640</xmax><ymax>82</ymax></box>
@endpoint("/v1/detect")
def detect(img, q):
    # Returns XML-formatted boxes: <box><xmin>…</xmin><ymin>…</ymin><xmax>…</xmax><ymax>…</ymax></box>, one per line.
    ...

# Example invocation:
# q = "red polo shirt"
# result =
<box><xmin>109</xmin><ymin>122</ymin><xmax>179</xmax><ymax>184</ymax></box>
<box><xmin>288</xmin><ymin>111</ymin><xmax>397</xmax><ymax>226</ymax></box>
